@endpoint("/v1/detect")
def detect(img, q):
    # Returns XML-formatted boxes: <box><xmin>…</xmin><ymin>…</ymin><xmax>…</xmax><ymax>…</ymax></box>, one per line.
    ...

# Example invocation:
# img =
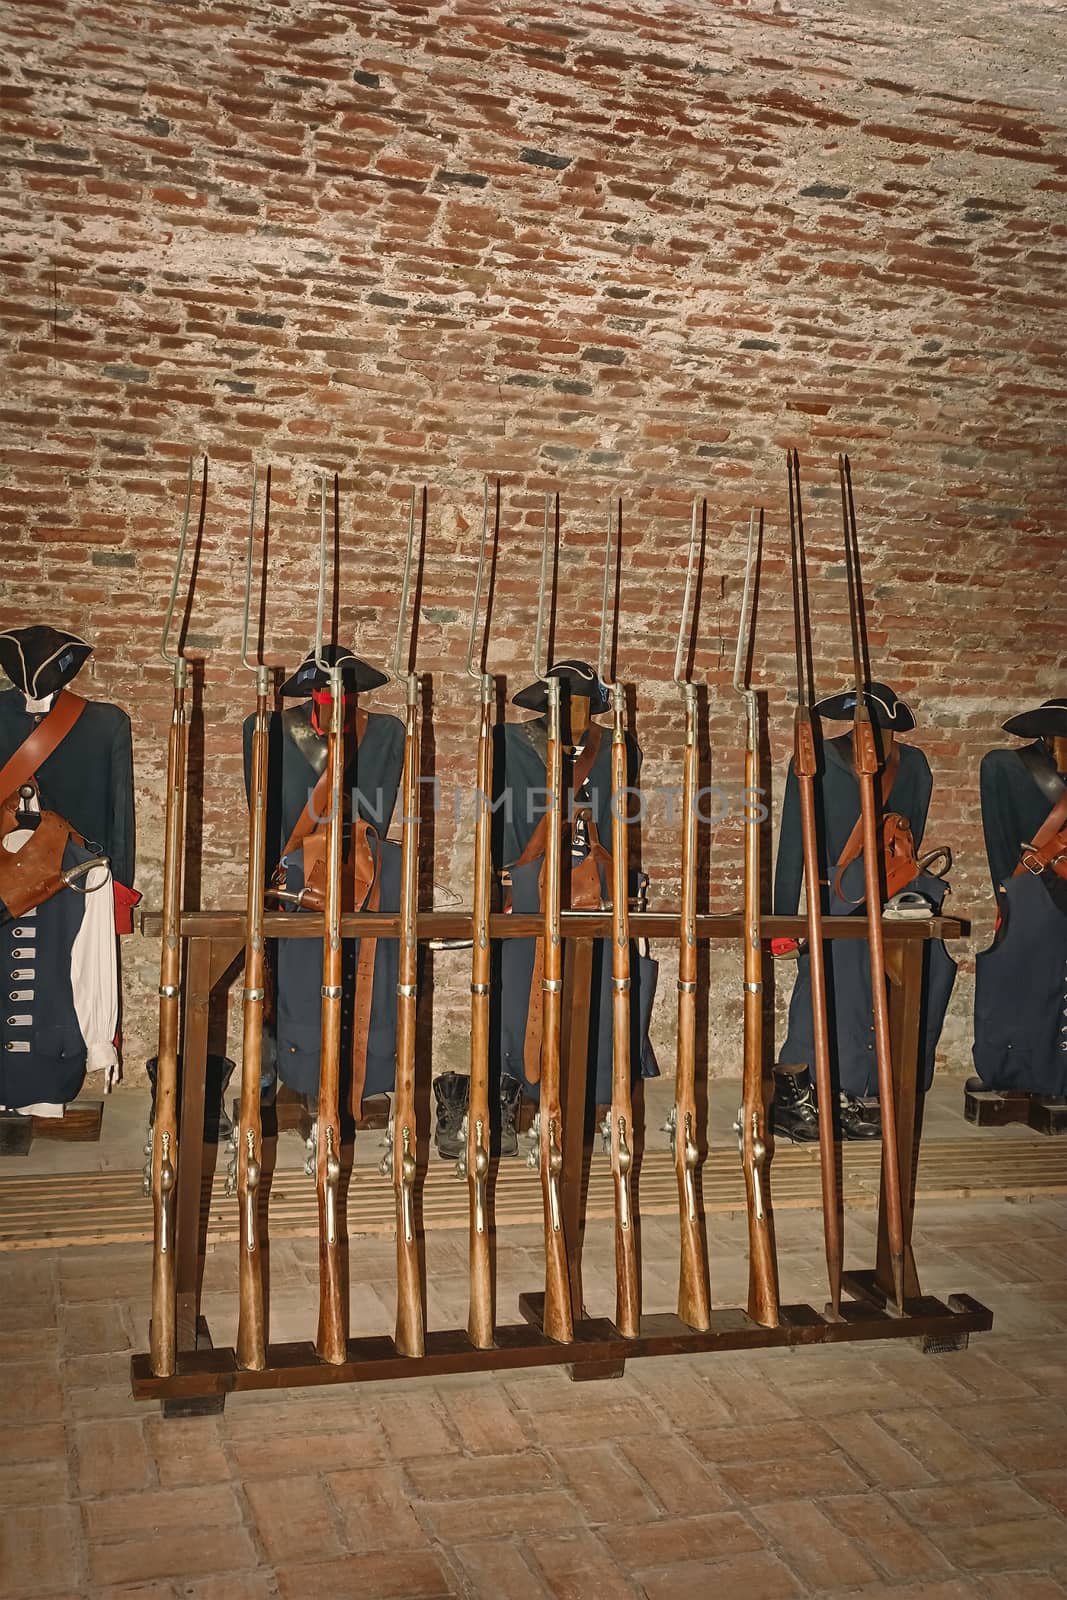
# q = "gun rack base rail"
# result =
<box><xmin>131</xmin><ymin>1287</ymin><xmax>992</xmax><ymax>1403</ymax></box>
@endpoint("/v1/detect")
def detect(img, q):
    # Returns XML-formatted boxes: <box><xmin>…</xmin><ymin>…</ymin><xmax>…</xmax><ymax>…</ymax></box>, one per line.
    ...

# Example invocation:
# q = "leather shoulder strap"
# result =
<box><xmin>0</xmin><ymin>690</ymin><xmax>86</xmax><ymax>802</ymax></box>
<box><xmin>512</xmin><ymin>723</ymin><xmax>604</xmax><ymax>868</ymax></box>
<box><xmin>279</xmin><ymin>708</ymin><xmax>368</xmax><ymax>859</ymax></box>
<box><xmin>833</xmin><ymin>743</ymin><xmax>901</xmax><ymax>882</ymax></box>
<box><xmin>1017</xmin><ymin>743</ymin><xmax>1067</xmax><ymax>808</ymax></box>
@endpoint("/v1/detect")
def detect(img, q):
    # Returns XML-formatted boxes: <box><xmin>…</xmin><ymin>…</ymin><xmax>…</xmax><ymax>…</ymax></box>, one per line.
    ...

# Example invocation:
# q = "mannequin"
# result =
<box><xmin>242</xmin><ymin>645</ymin><xmax>404</xmax><ymax>1106</ymax></box>
<box><xmin>972</xmin><ymin>698</ymin><xmax>1067</xmax><ymax>1100</ymax></box>
<box><xmin>773</xmin><ymin>680</ymin><xmax>956</xmax><ymax>1140</ymax></box>
<box><xmin>0</xmin><ymin>626</ymin><xmax>121</xmax><ymax>1117</ymax></box>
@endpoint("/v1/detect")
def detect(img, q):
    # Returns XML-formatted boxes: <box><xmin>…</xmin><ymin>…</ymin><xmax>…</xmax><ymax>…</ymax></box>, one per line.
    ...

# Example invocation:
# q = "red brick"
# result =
<box><xmin>546</xmin><ymin>1445</ymin><xmax>659</xmax><ymax>1526</ymax></box>
<box><xmin>720</xmin><ymin>1452</ymin><xmax>869</xmax><ymax>1505</ymax></box>
<box><xmin>0</xmin><ymin>1364</ymin><xmax>63</xmax><ymax>1425</ymax></box>
<box><xmin>373</xmin><ymin>1393</ymin><xmax>458</xmax><ymax>1458</ymax></box>
<box><xmin>406</xmin><ymin>1454</ymin><xmax>556</xmax><ymax>1502</ymax></box>
<box><xmin>927</xmin><ymin>1517</ymin><xmax>1067</xmax><ymax>1572</ymax></box>
<box><xmin>83</xmin><ymin>1484</ymin><xmax>244</xmax><ymax>1542</ymax></box>
<box><xmin>689</xmin><ymin>1419</ymin><xmax>835</xmax><ymax>1466</ymax></box>
<box><xmin>822</xmin><ymin>1411</ymin><xmax>933</xmax><ymax>1489</ymax></box>
<box><xmin>755</xmin><ymin>1499</ymin><xmax>879</xmax><ymax>1589</ymax></box>
<box><xmin>616</xmin><ymin>1435</ymin><xmax>733</xmax><ymax>1515</ymax></box>
<box><xmin>525</xmin><ymin>1529</ymin><xmax>639</xmax><ymax>1600</ymax></box>
<box><xmin>605</xmin><ymin>1509</ymin><xmax>764</xmax><ymax>1571</ymax></box>
<box><xmin>143</xmin><ymin>1416</ymin><xmax>230</xmax><ymax>1488</ymax></box>
<box><xmin>87</xmin><ymin>1526</ymin><xmax>259</xmax><ymax>1588</ymax></box>
<box><xmin>876</xmin><ymin>1409</ymin><xmax>1002</xmax><ymax>1481</ymax></box>
<box><xmin>824</xmin><ymin>1491</ymin><xmax>951</xmax><ymax>1579</ymax></box>
<box><xmin>0</xmin><ymin>1458</ymin><xmax>69</xmax><ymax>1507</ymax></box>
<box><xmin>435</xmin><ymin>1385</ymin><xmax>530</xmax><ymax>1454</ymax></box>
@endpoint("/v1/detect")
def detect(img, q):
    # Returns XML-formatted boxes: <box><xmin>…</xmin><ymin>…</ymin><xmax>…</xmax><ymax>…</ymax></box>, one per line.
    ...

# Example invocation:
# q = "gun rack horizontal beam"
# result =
<box><xmin>131</xmin><ymin>1288</ymin><xmax>992</xmax><ymax>1401</ymax></box>
<box><xmin>141</xmin><ymin>910</ymin><xmax>967</xmax><ymax>942</ymax></box>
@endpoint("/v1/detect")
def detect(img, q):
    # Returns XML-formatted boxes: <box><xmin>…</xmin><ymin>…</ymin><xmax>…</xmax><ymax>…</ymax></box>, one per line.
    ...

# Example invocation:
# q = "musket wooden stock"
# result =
<box><xmin>788</xmin><ymin>452</ymin><xmax>843</xmax><ymax>1319</ymax></box>
<box><xmin>315</xmin><ymin>670</ymin><xmax>348</xmax><ymax>1365</ymax></box>
<box><xmin>539</xmin><ymin>676</ymin><xmax>574</xmax><ymax>1344</ymax></box>
<box><xmin>236</xmin><ymin>662</ymin><xmax>269</xmax><ymax>1370</ymax></box>
<box><xmin>149</xmin><ymin>660</ymin><xmax>187</xmax><ymax>1378</ymax></box>
<box><xmin>608</xmin><ymin>685</ymin><xmax>640</xmax><ymax>1337</ymax></box>
<box><xmin>674</xmin><ymin>681</ymin><xmax>711</xmax><ymax>1330</ymax></box>
<box><xmin>466</xmin><ymin>674</ymin><xmax>494</xmax><ymax>1349</ymax></box>
<box><xmin>840</xmin><ymin>455</ymin><xmax>906</xmax><ymax>1313</ymax></box>
<box><xmin>394</xmin><ymin>673</ymin><xmax>425</xmax><ymax>1357</ymax></box>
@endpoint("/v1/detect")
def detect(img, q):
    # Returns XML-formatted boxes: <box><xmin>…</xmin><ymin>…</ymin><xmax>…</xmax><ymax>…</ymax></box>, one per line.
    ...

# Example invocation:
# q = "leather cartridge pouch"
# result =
<box><xmin>0</xmin><ymin>785</ymin><xmax>99</xmax><ymax>921</ymax></box>
<box><xmin>832</xmin><ymin>746</ymin><xmax>947</xmax><ymax>905</ymax></box>
<box><xmin>1014</xmin><ymin>772</ymin><xmax>1067</xmax><ymax>884</ymax></box>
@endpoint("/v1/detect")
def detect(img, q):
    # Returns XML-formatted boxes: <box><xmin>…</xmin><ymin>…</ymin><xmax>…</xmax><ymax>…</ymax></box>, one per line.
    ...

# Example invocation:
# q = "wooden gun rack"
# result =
<box><xmin>131</xmin><ymin>910</ymin><xmax>991</xmax><ymax>1413</ymax></box>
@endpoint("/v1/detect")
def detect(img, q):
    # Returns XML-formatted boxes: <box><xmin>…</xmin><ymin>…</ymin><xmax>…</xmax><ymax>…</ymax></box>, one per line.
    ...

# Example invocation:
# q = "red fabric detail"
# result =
<box><xmin>771</xmin><ymin>937</ymin><xmax>800</xmax><ymax>958</ymax></box>
<box><xmin>113</xmin><ymin>880</ymin><xmax>141</xmax><ymax>936</ymax></box>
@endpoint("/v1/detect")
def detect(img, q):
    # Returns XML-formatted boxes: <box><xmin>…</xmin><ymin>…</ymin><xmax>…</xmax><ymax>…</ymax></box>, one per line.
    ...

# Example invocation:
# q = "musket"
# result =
<box><xmin>236</xmin><ymin>465</ymin><xmax>271</xmax><ymax>1370</ymax></box>
<box><xmin>671</xmin><ymin>497</ymin><xmax>712</xmax><ymax>1332</ymax></box>
<box><xmin>787</xmin><ymin>451</ymin><xmax>843</xmax><ymax>1319</ymax></box>
<box><xmin>313</xmin><ymin>473</ymin><xmax>348</xmax><ymax>1366</ymax></box>
<box><xmin>534</xmin><ymin>492</ymin><xmax>574</xmax><ymax>1345</ymax></box>
<box><xmin>839</xmin><ymin>453</ymin><xmax>906</xmax><ymax>1313</ymax></box>
<box><xmin>598</xmin><ymin>496</ymin><xmax>640</xmax><ymax>1339</ymax></box>
<box><xmin>149</xmin><ymin>456</ymin><xmax>200</xmax><ymax>1378</ymax></box>
<box><xmin>465</xmin><ymin>478</ymin><xmax>497</xmax><ymax>1350</ymax></box>
<box><xmin>733</xmin><ymin>507</ymin><xmax>780</xmax><ymax>1329</ymax></box>
<box><xmin>392</xmin><ymin>486</ymin><xmax>425</xmax><ymax>1358</ymax></box>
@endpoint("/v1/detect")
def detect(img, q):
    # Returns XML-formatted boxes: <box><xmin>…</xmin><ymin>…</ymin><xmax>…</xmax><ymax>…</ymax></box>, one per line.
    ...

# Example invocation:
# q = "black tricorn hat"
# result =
<box><xmin>813</xmin><ymin>681</ymin><xmax>916</xmax><ymax>732</ymax></box>
<box><xmin>280</xmin><ymin>645</ymin><xmax>389</xmax><ymax>698</ymax></box>
<box><xmin>0</xmin><ymin>625</ymin><xmax>92</xmax><ymax>697</ymax></box>
<box><xmin>511</xmin><ymin>659</ymin><xmax>610</xmax><ymax>715</ymax></box>
<box><xmin>1002</xmin><ymin>699</ymin><xmax>1067</xmax><ymax>740</ymax></box>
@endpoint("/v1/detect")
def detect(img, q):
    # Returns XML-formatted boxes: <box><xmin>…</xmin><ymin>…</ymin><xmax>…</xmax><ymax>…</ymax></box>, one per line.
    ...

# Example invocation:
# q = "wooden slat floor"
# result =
<box><xmin>2</xmin><ymin>1137</ymin><xmax>1066</xmax><ymax>1251</ymax></box>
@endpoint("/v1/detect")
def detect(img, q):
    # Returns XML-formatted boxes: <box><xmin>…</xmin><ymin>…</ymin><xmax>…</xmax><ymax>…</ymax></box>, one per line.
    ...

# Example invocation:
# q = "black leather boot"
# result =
<box><xmin>839</xmin><ymin>1093</ymin><xmax>881</xmax><ymax>1140</ymax></box>
<box><xmin>499</xmin><ymin>1075</ymin><xmax>523</xmax><ymax>1157</ymax></box>
<box><xmin>771</xmin><ymin>1065</ymin><xmax>820</xmax><ymax>1143</ymax></box>
<box><xmin>433</xmin><ymin>1072</ymin><xmax>470</xmax><ymax>1161</ymax></box>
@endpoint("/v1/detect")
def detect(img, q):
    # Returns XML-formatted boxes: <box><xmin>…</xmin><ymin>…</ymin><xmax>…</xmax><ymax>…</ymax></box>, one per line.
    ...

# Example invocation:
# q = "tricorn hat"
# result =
<box><xmin>813</xmin><ymin>681</ymin><xmax>916</xmax><ymax>732</ymax></box>
<box><xmin>511</xmin><ymin>659</ymin><xmax>610</xmax><ymax>716</ymax></box>
<box><xmin>280</xmin><ymin>645</ymin><xmax>389</xmax><ymax>698</ymax></box>
<box><xmin>0</xmin><ymin>625</ymin><xmax>92</xmax><ymax>698</ymax></box>
<box><xmin>1002</xmin><ymin>699</ymin><xmax>1067</xmax><ymax>740</ymax></box>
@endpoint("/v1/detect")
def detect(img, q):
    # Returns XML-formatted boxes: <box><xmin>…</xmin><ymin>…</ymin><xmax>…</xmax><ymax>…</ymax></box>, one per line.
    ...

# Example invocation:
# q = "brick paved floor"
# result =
<box><xmin>2</xmin><ymin>1191</ymin><xmax>1067</xmax><ymax>1599</ymax></box>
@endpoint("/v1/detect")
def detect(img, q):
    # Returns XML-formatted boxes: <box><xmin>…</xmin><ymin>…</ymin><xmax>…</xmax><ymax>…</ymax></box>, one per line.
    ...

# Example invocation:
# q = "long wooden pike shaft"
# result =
<box><xmin>840</xmin><ymin>454</ymin><xmax>906</xmax><ymax>1312</ymax></box>
<box><xmin>315</xmin><ymin>664</ymin><xmax>348</xmax><ymax>1364</ymax></box>
<box><xmin>394</xmin><ymin>671</ymin><xmax>426</xmax><ymax>1357</ymax></box>
<box><xmin>674</xmin><ymin>682</ymin><xmax>711</xmax><ymax>1330</ymax></box>
<box><xmin>466</xmin><ymin>673</ymin><xmax>494</xmax><ymax>1349</ymax></box>
<box><xmin>788</xmin><ymin>451</ymin><xmax>843</xmax><ymax>1320</ymax></box>
<box><xmin>539</xmin><ymin>673</ymin><xmax>574</xmax><ymax>1344</ymax></box>
<box><xmin>236</xmin><ymin>662</ymin><xmax>270</xmax><ymax>1370</ymax></box>
<box><xmin>149</xmin><ymin>659</ymin><xmax>187</xmax><ymax>1378</ymax></box>
<box><xmin>608</xmin><ymin>682</ymin><xmax>640</xmax><ymax>1338</ymax></box>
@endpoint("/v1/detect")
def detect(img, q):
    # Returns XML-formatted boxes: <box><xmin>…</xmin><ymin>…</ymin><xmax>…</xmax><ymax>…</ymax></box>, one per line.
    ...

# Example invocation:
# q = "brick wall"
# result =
<box><xmin>2</xmin><ymin>0</ymin><xmax>1066</xmax><ymax>1090</ymax></box>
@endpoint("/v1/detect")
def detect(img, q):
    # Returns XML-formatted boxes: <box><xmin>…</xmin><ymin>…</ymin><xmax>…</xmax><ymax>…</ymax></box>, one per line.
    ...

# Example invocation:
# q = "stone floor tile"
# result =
<box><xmin>82</xmin><ymin>1484</ymin><xmax>245</xmax><ymax>1543</ymax></box>
<box><xmin>275</xmin><ymin>1550</ymin><xmax>456</xmax><ymax>1598</ymax></box>
<box><xmin>87</xmin><ymin>1526</ymin><xmax>260</xmax><ymax>1589</ymax></box>
<box><xmin>929</xmin><ymin>1517</ymin><xmax>1067</xmax><ymax>1572</ymax></box>
<box><xmin>603</xmin><ymin>1509</ymin><xmax>764</xmax><ymax>1571</ymax></box>
<box><xmin>719</xmin><ymin>1451</ymin><xmax>869</xmax><ymax>1505</ymax></box>
<box><xmin>373</xmin><ymin>1393</ymin><xmax>459</xmax><ymax>1458</ymax></box>
<box><xmin>893</xmin><ymin>1478</ymin><xmax>1049</xmax><ymax>1527</ymax></box>
<box><xmin>616</xmin><ymin>1434</ymin><xmax>734</xmax><ymax>1516</ymax></box>
<box><xmin>754</xmin><ymin>1498</ymin><xmax>880</xmax><ymax>1590</ymax></box>
<box><xmin>406</xmin><ymin>1453</ymin><xmax>556</xmax><ymax>1502</ymax></box>
<box><xmin>1023</xmin><ymin>1472</ymin><xmax>1067</xmax><ymax>1516</ymax></box>
<box><xmin>823</xmin><ymin>1490</ymin><xmax>953</xmax><ymax>1580</ymax></box>
<box><xmin>453</xmin><ymin>1538</ymin><xmax>550</xmax><ymax>1600</ymax></box>
<box><xmin>637</xmin><ymin>1550</ymin><xmax>802</xmax><ymax>1600</ymax></box>
<box><xmin>74</xmin><ymin>1418</ymin><xmax>152</xmax><ymax>1497</ymax></box>
<box><xmin>521</xmin><ymin>1393</ymin><xmax>661</xmax><ymax>1448</ymax></box>
<box><xmin>980</xmin><ymin>1576</ymin><xmax>1067</xmax><ymax>1599</ymax></box>
<box><xmin>875</xmin><ymin>1407</ymin><xmax>1004</xmax><ymax>1481</ymax></box>
<box><xmin>0</xmin><ymin>1361</ymin><xmax>63</xmax><ymax>1424</ymax></box>
<box><xmin>245</xmin><ymin>1472</ymin><xmax>347</xmax><ymax>1563</ymax></box>
<box><xmin>546</xmin><ymin>1444</ymin><xmax>660</xmax><ymax>1526</ymax></box>
<box><xmin>142</xmin><ymin>1415</ymin><xmax>230</xmax><ymax>1488</ymax></box>
<box><xmin>421</xmin><ymin>1490</ymin><xmax>583</xmax><ymax>1542</ymax></box>
<box><xmin>0</xmin><ymin>1502</ymin><xmax>79</xmax><ymax>1597</ymax></box>
<box><xmin>59</xmin><ymin>1300</ymin><xmax>134</xmax><ymax>1358</ymax></box>
<box><xmin>625</xmin><ymin>1358</ymin><xmax>735</xmax><ymax>1429</ymax></box>
<box><xmin>822</xmin><ymin>1411</ymin><xmax>934</xmax><ymax>1489</ymax></box>
<box><xmin>0</xmin><ymin>1457</ymin><xmax>69</xmax><ymax>1507</ymax></box>
<box><xmin>525</xmin><ymin>1529</ymin><xmax>641</xmax><ymax>1600</ymax></box>
<box><xmin>328</xmin><ymin>1464</ymin><xmax>430</xmax><ymax>1550</ymax></box>
<box><xmin>434</xmin><ymin>1383</ymin><xmax>532</xmax><ymax>1455</ymax></box>
<box><xmin>689</xmin><ymin>1418</ymin><xmax>835</xmax><ymax>1467</ymax></box>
